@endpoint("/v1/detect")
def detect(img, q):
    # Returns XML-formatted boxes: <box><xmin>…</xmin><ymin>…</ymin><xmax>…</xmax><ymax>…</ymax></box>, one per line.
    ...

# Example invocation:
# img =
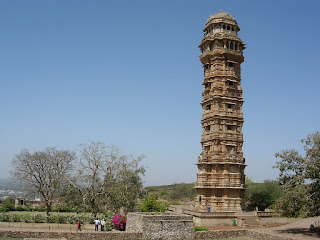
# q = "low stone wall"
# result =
<box><xmin>195</xmin><ymin>229</ymin><xmax>247</xmax><ymax>239</ymax></box>
<box><xmin>0</xmin><ymin>229</ymin><xmax>298</xmax><ymax>240</ymax></box>
<box><xmin>0</xmin><ymin>230</ymin><xmax>142</xmax><ymax>240</ymax></box>
<box><xmin>195</xmin><ymin>230</ymin><xmax>296</xmax><ymax>240</ymax></box>
<box><xmin>127</xmin><ymin>212</ymin><xmax>194</xmax><ymax>240</ymax></box>
<box><xmin>259</xmin><ymin>217</ymin><xmax>289</xmax><ymax>226</ymax></box>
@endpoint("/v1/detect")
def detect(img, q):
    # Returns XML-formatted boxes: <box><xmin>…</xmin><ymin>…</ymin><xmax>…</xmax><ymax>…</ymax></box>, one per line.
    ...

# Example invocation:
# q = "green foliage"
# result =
<box><xmin>2</xmin><ymin>197</ymin><xmax>15</xmax><ymax>212</ymax></box>
<box><xmin>244</xmin><ymin>179</ymin><xmax>282</xmax><ymax>211</ymax></box>
<box><xmin>56</xmin><ymin>215</ymin><xmax>67</xmax><ymax>224</ymax></box>
<box><xmin>194</xmin><ymin>226</ymin><xmax>209</xmax><ymax>231</ymax></box>
<box><xmin>15</xmin><ymin>206</ymin><xmax>27</xmax><ymax>211</ymax></box>
<box><xmin>274</xmin><ymin>131</ymin><xmax>320</xmax><ymax>217</ymax></box>
<box><xmin>0</xmin><ymin>213</ymin><xmax>10</xmax><ymax>222</ymax></box>
<box><xmin>139</xmin><ymin>195</ymin><xmax>169</xmax><ymax>212</ymax></box>
<box><xmin>24</xmin><ymin>214</ymin><xmax>32</xmax><ymax>223</ymax></box>
<box><xmin>11</xmin><ymin>214</ymin><xmax>22</xmax><ymax>222</ymax></box>
<box><xmin>33</xmin><ymin>213</ymin><xmax>44</xmax><ymax>223</ymax></box>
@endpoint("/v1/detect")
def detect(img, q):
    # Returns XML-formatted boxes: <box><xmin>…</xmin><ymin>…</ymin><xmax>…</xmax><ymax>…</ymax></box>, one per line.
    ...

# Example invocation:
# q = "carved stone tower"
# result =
<box><xmin>195</xmin><ymin>10</ymin><xmax>246</xmax><ymax>213</ymax></box>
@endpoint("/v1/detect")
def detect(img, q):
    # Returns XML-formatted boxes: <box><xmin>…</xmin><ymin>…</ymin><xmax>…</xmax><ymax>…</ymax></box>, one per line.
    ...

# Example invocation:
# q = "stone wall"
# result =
<box><xmin>127</xmin><ymin>212</ymin><xmax>194</xmax><ymax>240</ymax></box>
<box><xmin>0</xmin><ymin>230</ymin><xmax>142</xmax><ymax>240</ymax></box>
<box><xmin>0</xmin><ymin>229</ymin><xmax>297</xmax><ymax>240</ymax></box>
<box><xmin>193</xmin><ymin>215</ymin><xmax>235</xmax><ymax>226</ymax></box>
<box><xmin>195</xmin><ymin>230</ymin><xmax>296</xmax><ymax>240</ymax></box>
<box><xmin>259</xmin><ymin>217</ymin><xmax>289</xmax><ymax>226</ymax></box>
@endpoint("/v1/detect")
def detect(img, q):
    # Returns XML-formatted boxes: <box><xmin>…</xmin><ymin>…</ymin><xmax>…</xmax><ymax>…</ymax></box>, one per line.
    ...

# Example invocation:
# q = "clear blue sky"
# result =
<box><xmin>1</xmin><ymin>0</ymin><xmax>320</xmax><ymax>186</ymax></box>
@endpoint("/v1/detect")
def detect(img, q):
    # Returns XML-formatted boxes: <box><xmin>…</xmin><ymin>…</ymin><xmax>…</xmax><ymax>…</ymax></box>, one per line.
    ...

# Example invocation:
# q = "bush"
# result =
<box><xmin>111</xmin><ymin>214</ymin><xmax>126</xmax><ymax>231</ymax></box>
<box><xmin>0</xmin><ymin>207</ymin><xmax>9</xmax><ymax>213</ymax></box>
<box><xmin>56</xmin><ymin>215</ymin><xmax>67</xmax><ymax>224</ymax></box>
<box><xmin>46</xmin><ymin>215</ymin><xmax>55</xmax><ymax>223</ymax></box>
<box><xmin>24</xmin><ymin>215</ymin><xmax>32</xmax><ymax>223</ymax></box>
<box><xmin>3</xmin><ymin>202</ymin><xmax>15</xmax><ymax>212</ymax></box>
<box><xmin>12</xmin><ymin>214</ymin><xmax>22</xmax><ymax>222</ymax></box>
<box><xmin>32</xmin><ymin>206</ymin><xmax>46</xmax><ymax>212</ymax></box>
<box><xmin>0</xmin><ymin>213</ymin><xmax>10</xmax><ymax>222</ymax></box>
<box><xmin>195</xmin><ymin>226</ymin><xmax>209</xmax><ymax>231</ymax></box>
<box><xmin>139</xmin><ymin>195</ymin><xmax>169</xmax><ymax>212</ymax></box>
<box><xmin>33</xmin><ymin>213</ymin><xmax>44</xmax><ymax>223</ymax></box>
<box><xmin>54</xmin><ymin>205</ymin><xmax>73</xmax><ymax>213</ymax></box>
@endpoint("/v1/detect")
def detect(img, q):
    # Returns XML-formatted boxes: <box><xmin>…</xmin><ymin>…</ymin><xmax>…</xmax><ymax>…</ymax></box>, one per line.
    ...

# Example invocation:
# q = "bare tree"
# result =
<box><xmin>67</xmin><ymin>142</ymin><xmax>146</xmax><ymax>216</ymax></box>
<box><xmin>76</xmin><ymin>142</ymin><xmax>108</xmax><ymax>217</ymax></box>
<box><xmin>11</xmin><ymin>148</ymin><xmax>75</xmax><ymax>214</ymax></box>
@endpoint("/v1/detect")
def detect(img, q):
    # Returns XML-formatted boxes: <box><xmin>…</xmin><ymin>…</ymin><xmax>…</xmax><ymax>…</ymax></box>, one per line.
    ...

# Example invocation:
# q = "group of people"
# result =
<box><xmin>75</xmin><ymin>218</ymin><xmax>107</xmax><ymax>232</ymax></box>
<box><xmin>93</xmin><ymin>218</ymin><xmax>106</xmax><ymax>231</ymax></box>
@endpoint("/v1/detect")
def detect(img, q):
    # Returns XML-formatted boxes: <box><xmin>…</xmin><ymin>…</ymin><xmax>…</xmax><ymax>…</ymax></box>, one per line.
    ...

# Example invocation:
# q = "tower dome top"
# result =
<box><xmin>206</xmin><ymin>10</ymin><xmax>237</xmax><ymax>26</ymax></box>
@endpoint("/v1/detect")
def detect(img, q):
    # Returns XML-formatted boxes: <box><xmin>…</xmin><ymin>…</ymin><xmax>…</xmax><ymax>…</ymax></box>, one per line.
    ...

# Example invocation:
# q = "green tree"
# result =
<box><xmin>2</xmin><ymin>197</ymin><xmax>15</xmax><ymax>212</ymax></box>
<box><xmin>245</xmin><ymin>179</ymin><xmax>282</xmax><ymax>211</ymax></box>
<box><xmin>139</xmin><ymin>195</ymin><xmax>169</xmax><ymax>212</ymax></box>
<box><xmin>274</xmin><ymin>131</ymin><xmax>320</xmax><ymax>217</ymax></box>
<box><xmin>103</xmin><ymin>147</ymin><xmax>145</xmax><ymax>213</ymax></box>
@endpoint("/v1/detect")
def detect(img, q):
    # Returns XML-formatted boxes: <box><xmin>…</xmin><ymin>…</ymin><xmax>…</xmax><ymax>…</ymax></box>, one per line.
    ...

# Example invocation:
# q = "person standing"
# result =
<box><xmin>100</xmin><ymin>218</ymin><xmax>106</xmax><ymax>231</ymax></box>
<box><xmin>76</xmin><ymin>221</ymin><xmax>82</xmax><ymax>231</ymax></box>
<box><xmin>93</xmin><ymin>218</ymin><xmax>100</xmax><ymax>231</ymax></box>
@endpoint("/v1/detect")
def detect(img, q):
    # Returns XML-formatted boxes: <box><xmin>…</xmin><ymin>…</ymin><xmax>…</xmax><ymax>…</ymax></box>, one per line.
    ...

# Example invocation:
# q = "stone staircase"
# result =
<box><xmin>239</xmin><ymin>216</ymin><xmax>261</xmax><ymax>228</ymax></box>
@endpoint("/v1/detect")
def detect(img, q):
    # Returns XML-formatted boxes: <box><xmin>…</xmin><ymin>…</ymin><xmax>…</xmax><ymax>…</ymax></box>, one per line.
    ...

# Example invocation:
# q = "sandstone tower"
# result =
<box><xmin>195</xmin><ymin>10</ymin><xmax>246</xmax><ymax>213</ymax></box>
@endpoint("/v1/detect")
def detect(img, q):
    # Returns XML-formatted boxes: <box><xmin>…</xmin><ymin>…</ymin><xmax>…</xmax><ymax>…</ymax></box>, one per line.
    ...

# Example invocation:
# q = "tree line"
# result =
<box><xmin>10</xmin><ymin>131</ymin><xmax>320</xmax><ymax>218</ymax></box>
<box><xmin>10</xmin><ymin>142</ymin><xmax>145</xmax><ymax>217</ymax></box>
<box><xmin>246</xmin><ymin>131</ymin><xmax>320</xmax><ymax>217</ymax></box>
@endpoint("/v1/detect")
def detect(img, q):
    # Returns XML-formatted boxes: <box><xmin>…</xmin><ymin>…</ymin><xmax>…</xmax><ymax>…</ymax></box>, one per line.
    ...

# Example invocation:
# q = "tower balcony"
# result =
<box><xmin>200</xmin><ymin>48</ymin><xmax>244</xmax><ymax>63</ymax></box>
<box><xmin>201</xmin><ymin>110</ymin><xmax>244</xmax><ymax>120</ymax></box>
<box><xmin>195</xmin><ymin>182</ymin><xmax>245</xmax><ymax>189</ymax></box>
<box><xmin>204</xmin><ymin>69</ymin><xmax>239</xmax><ymax>79</ymax></box>
<box><xmin>197</xmin><ymin>172</ymin><xmax>242</xmax><ymax>179</ymax></box>
<box><xmin>201</xmin><ymin>132</ymin><xmax>243</xmax><ymax>142</ymax></box>
<box><xmin>202</xmin><ymin>93</ymin><xmax>243</xmax><ymax>102</ymax></box>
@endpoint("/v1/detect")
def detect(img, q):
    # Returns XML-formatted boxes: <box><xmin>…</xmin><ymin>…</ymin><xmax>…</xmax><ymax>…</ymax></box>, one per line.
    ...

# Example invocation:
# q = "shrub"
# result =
<box><xmin>46</xmin><ymin>215</ymin><xmax>55</xmax><ymax>223</ymax></box>
<box><xmin>0</xmin><ymin>207</ymin><xmax>9</xmax><ymax>213</ymax></box>
<box><xmin>56</xmin><ymin>215</ymin><xmax>67</xmax><ymax>224</ymax></box>
<box><xmin>24</xmin><ymin>215</ymin><xmax>32</xmax><ymax>223</ymax></box>
<box><xmin>12</xmin><ymin>214</ymin><xmax>22</xmax><ymax>222</ymax></box>
<box><xmin>15</xmin><ymin>206</ymin><xmax>26</xmax><ymax>211</ymax></box>
<box><xmin>32</xmin><ymin>206</ymin><xmax>45</xmax><ymax>212</ymax></box>
<box><xmin>0</xmin><ymin>213</ymin><xmax>10</xmax><ymax>222</ymax></box>
<box><xmin>195</xmin><ymin>226</ymin><xmax>209</xmax><ymax>231</ymax></box>
<box><xmin>54</xmin><ymin>205</ymin><xmax>73</xmax><ymax>213</ymax></box>
<box><xmin>3</xmin><ymin>202</ymin><xmax>15</xmax><ymax>212</ymax></box>
<box><xmin>33</xmin><ymin>213</ymin><xmax>44</xmax><ymax>223</ymax></box>
<box><xmin>139</xmin><ymin>195</ymin><xmax>169</xmax><ymax>212</ymax></box>
<box><xmin>111</xmin><ymin>214</ymin><xmax>126</xmax><ymax>231</ymax></box>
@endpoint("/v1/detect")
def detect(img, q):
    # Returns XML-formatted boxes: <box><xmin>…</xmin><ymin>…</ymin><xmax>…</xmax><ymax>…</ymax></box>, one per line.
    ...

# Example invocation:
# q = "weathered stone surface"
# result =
<box><xmin>127</xmin><ymin>212</ymin><xmax>194</xmax><ymax>240</ymax></box>
<box><xmin>0</xmin><ymin>229</ymin><xmax>298</xmax><ymax>240</ymax></box>
<box><xmin>195</xmin><ymin>230</ymin><xmax>297</xmax><ymax>240</ymax></box>
<box><xmin>195</xmin><ymin>10</ymin><xmax>246</xmax><ymax>214</ymax></box>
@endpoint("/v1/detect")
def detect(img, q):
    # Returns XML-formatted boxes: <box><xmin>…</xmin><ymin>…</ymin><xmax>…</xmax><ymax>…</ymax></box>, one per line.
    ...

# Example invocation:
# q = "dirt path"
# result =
<box><xmin>0</xmin><ymin>222</ymin><xmax>99</xmax><ymax>233</ymax></box>
<box><xmin>253</xmin><ymin>216</ymin><xmax>320</xmax><ymax>240</ymax></box>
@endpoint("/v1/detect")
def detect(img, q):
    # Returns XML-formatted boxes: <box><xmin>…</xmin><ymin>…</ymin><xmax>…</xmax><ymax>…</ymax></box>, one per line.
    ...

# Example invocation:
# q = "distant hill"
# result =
<box><xmin>146</xmin><ymin>183</ymin><xmax>196</xmax><ymax>204</ymax></box>
<box><xmin>0</xmin><ymin>177</ymin><xmax>23</xmax><ymax>191</ymax></box>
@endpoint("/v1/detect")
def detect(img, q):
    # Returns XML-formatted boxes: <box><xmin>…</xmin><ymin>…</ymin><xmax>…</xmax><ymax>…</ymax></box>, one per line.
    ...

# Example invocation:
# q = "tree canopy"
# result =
<box><xmin>11</xmin><ymin>148</ymin><xmax>75</xmax><ymax>214</ymax></box>
<box><xmin>11</xmin><ymin>143</ymin><xmax>146</xmax><ymax>216</ymax></box>
<box><xmin>244</xmin><ymin>178</ymin><xmax>282</xmax><ymax>211</ymax></box>
<box><xmin>274</xmin><ymin>131</ymin><xmax>320</xmax><ymax>217</ymax></box>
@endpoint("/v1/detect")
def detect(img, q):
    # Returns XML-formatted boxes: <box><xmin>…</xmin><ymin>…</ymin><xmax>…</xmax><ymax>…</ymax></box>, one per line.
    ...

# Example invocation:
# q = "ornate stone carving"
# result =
<box><xmin>195</xmin><ymin>11</ymin><xmax>246</xmax><ymax>213</ymax></box>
